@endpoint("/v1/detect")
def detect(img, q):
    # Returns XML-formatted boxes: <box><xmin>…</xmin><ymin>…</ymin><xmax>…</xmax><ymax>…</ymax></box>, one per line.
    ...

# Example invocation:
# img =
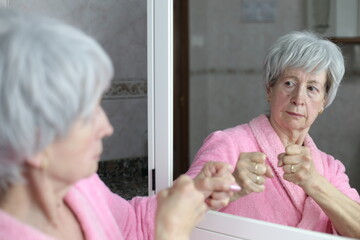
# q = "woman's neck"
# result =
<box><xmin>0</xmin><ymin>167</ymin><xmax>69</xmax><ymax>230</ymax></box>
<box><xmin>268</xmin><ymin>116</ymin><xmax>309</xmax><ymax>146</ymax></box>
<box><xmin>0</xmin><ymin>166</ymin><xmax>84</xmax><ymax>240</ymax></box>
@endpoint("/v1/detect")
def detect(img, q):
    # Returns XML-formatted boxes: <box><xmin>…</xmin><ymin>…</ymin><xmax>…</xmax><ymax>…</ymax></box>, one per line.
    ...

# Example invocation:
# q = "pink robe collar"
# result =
<box><xmin>249</xmin><ymin>114</ymin><xmax>329</xmax><ymax>231</ymax></box>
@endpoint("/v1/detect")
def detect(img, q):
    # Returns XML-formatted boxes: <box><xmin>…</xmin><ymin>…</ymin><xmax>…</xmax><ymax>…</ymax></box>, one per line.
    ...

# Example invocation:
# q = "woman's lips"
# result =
<box><xmin>286</xmin><ymin>111</ymin><xmax>305</xmax><ymax>117</ymax></box>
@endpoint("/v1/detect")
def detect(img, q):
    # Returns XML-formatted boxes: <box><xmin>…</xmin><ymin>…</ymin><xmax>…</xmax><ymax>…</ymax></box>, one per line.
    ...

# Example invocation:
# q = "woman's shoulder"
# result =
<box><xmin>209</xmin><ymin>115</ymin><xmax>263</xmax><ymax>141</ymax></box>
<box><xmin>70</xmin><ymin>174</ymin><xmax>128</xmax><ymax>205</ymax></box>
<box><xmin>0</xmin><ymin>209</ymin><xmax>54</xmax><ymax>240</ymax></box>
<box><xmin>200</xmin><ymin>118</ymin><xmax>258</xmax><ymax>153</ymax></box>
<box><xmin>73</xmin><ymin>173</ymin><xmax>108</xmax><ymax>192</ymax></box>
<box><xmin>213</xmin><ymin>118</ymin><xmax>254</xmax><ymax>136</ymax></box>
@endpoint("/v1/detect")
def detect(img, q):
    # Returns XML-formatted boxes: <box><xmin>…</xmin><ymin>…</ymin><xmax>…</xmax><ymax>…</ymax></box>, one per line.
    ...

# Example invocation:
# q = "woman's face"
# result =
<box><xmin>45</xmin><ymin>103</ymin><xmax>113</xmax><ymax>187</ymax></box>
<box><xmin>268</xmin><ymin>68</ymin><xmax>327</xmax><ymax>134</ymax></box>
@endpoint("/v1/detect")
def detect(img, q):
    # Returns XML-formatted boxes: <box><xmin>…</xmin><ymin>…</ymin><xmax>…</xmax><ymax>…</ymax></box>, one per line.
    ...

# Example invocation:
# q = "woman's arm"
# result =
<box><xmin>155</xmin><ymin>175</ymin><xmax>207</xmax><ymax>240</ymax></box>
<box><xmin>306</xmin><ymin>175</ymin><xmax>360</xmax><ymax>238</ymax></box>
<box><xmin>156</xmin><ymin>166</ymin><xmax>241</xmax><ymax>240</ymax></box>
<box><xmin>278</xmin><ymin>144</ymin><xmax>360</xmax><ymax>238</ymax></box>
<box><xmin>187</xmin><ymin>131</ymin><xmax>273</xmax><ymax>203</ymax></box>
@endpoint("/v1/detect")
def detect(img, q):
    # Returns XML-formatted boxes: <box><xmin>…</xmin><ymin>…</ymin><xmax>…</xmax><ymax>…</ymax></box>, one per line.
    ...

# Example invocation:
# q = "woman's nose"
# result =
<box><xmin>97</xmin><ymin>107</ymin><xmax>114</xmax><ymax>138</ymax></box>
<box><xmin>291</xmin><ymin>87</ymin><xmax>305</xmax><ymax>106</ymax></box>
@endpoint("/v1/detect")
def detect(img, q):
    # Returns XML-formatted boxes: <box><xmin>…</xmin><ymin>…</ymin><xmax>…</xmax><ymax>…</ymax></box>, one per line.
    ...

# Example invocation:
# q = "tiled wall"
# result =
<box><xmin>4</xmin><ymin>0</ymin><xmax>148</xmax><ymax>162</ymax></box>
<box><xmin>189</xmin><ymin>0</ymin><xmax>360</xmax><ymax>191</ymax></box>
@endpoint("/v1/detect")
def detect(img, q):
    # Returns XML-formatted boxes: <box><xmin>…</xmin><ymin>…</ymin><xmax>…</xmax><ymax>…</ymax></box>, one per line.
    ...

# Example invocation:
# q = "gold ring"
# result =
<box><xmin>255</xmin><ymin>175</ymin><xmax>260</xmax><ymax>184</ymax></box>
<box><xmin>254</xmin><ymin>163</ymin><xmax>259</xmax><ymax>174</ymax></box>
<box><xmin>290</xmin><ymin>164</ymin><xmax>295</xmax><ymax>173</ymax></box>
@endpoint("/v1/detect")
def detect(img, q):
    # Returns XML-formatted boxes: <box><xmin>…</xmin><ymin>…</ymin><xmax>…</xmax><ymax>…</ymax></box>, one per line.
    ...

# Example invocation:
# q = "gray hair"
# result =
<box><xmin>263</xmin><ymin>30</ymin><xmax>344</xmax><ymax>108</ymax></box>
<box><xmin>0</xmin><ymin>10</ymin><xmax>113</xmax><ymax>193</ymax></box>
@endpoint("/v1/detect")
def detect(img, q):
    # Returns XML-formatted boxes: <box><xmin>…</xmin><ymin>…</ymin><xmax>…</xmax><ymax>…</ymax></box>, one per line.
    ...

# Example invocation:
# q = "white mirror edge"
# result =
<box><xmin>191</xmin><ymin>211</ymin><xmax>356</xmax><ymax>240</ymax></box>
<box><xmin>148</xmin><ymin>1</ymin><xmax>356</xmax><ymax>239</ymax></box>
<box><xmin>147</xmin><ymin>0</ymin><xmax>173</xmax><ymax>195</ymax></box>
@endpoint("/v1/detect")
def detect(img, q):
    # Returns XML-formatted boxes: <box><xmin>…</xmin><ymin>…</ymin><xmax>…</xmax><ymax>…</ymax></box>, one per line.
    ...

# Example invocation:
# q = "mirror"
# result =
<box><xmin>167</xmin><ymin>0</ymin><xmax>360</xmax><ymax>239</ymax></box>
<box><xmin>188</xmin><ymin>0</ymin><xmax>360</xmax><ymax>193</ymax></box>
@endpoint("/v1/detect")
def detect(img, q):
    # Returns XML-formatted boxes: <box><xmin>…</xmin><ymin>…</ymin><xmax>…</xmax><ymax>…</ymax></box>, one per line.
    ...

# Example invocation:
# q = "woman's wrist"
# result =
<box><xmin>301</xmin><ymin>173</ymin><xmax>325</xmax><ymax>196</ymax></box>
<box><xmin>156</xmin><ymin>226</ymin><xmax>189</xmax><ymax>240</ymax></box>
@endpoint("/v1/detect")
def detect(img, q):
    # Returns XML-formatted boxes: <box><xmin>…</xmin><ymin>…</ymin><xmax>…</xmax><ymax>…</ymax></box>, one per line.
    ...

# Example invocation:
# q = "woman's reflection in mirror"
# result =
<box><xmin>186</xmin><ymin>31</ymin><xmax>360</xmax><ymax>238</ymax></box>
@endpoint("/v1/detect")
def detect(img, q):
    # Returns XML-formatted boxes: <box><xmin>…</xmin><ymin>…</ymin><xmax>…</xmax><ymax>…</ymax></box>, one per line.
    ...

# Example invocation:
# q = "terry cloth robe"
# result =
<box><xmin>186</xmin><ymin>114</ymin><xmax>360</xmax><ymax>234</ymax></box>
<box><xmin>0</xmin><ymin>174</ymin><xmax>156</xmax><ymax>240</ymax></box>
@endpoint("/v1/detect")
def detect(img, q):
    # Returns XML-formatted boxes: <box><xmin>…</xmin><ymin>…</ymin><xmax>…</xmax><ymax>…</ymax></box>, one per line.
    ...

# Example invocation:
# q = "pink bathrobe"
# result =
<box><xmin>187</xmin><ymin>114</ymin><xmax>360</xmax><ymax>234</ymax></box>
<box><xmin>0</xmin><ymin>174</ymin><xmax>156</xmax><ymax>240</ymax></box>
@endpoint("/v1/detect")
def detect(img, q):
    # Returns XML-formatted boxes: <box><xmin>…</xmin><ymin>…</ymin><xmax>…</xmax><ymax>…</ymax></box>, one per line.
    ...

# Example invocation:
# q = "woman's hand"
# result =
<box><xmin>155</xmin><ymin>175</ymin><xmax>207</xmax><ymax>240</ymax></box>
<box><xmin>193</xmin><ymin>161</ymin><xmax>241</xmax><ymax>210</ymax></box>
<box><xmin>278</xmin><ymin>144</ymin><xmax>320</xmax><ymax>192</ymax></box>
<box><xmin>279</xmin><ymin>144</ymin><xmax>360</xmax><ymax>238</ymax></box>
<box><xmin>231</xmin><ymin>152</ymin><xmax>274</xmax><ymax>201</ymax></box>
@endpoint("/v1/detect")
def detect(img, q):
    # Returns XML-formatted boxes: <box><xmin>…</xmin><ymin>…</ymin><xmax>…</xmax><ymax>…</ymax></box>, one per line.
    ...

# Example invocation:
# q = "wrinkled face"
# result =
<box><xmin>46</xmin><ymin>103</ymin><xmax>113</xmax><ymax>187</ymax></box>
<box><xmin>268</xmin><ymin>68</ymin><xmax>327</xmax><ymax>133</ymax></box>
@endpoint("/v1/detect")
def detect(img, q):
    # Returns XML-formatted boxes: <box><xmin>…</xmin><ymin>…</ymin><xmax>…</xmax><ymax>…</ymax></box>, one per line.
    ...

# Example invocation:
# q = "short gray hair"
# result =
<box><xmin>263</xmin><ymin>31</ymin><xmax>344</xmax><ymax>108</ymax></box>
<box><xmin>0</xmin><ymin>10</ymin><xmax>113</xmax><ymax>193</ymax></box>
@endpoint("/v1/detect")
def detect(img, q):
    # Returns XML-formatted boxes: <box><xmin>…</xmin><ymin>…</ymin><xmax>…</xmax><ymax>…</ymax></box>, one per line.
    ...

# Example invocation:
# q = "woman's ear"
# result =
<box><xmin>322</xmin><ymin>97</ymin><xmax>327</xmax><ymax>110</ymax></box>
<box><xmin>25</xmin><ymin>153</ymin><xmax>43</xmax><ymax>169</ymax></box>
<box><xmin>266</xmin><ymin>86</ymin><xmax>271</xmax><ymax>103</ymax></box>
<box><xmin>26</xmin><ymin>148</ymin><xmax>51</xmax><ymax>170</ymax></box>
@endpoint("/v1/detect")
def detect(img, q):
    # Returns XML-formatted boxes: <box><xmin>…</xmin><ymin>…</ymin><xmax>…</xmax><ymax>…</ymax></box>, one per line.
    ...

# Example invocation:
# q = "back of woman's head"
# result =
<box><xmin>263</xmin><ymin>30</ymin><xmax>344</xmax><ymax>108</ymax></box>
<box><xmin>0</xmin><ymin>9</ymin><xmax>114</xmax><ymax>193</ymax></box>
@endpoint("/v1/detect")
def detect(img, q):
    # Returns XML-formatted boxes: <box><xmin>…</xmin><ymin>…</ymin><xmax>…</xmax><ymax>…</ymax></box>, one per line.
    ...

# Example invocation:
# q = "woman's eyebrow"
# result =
<box><xmin>282</xmin><ymin>75</ymin><xmax>298</xmax><ymax>80</ymax></box>
<box><xmin>307</xmin><ymin>80</ymin><xmax>322</xmax><ymax>85</ymax></box>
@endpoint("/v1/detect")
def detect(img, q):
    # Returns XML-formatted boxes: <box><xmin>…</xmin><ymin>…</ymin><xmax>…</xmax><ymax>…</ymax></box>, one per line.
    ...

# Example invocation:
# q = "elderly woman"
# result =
<box><xmin>186</xmin><ymin>31</ymin><xmax>360</xmax><ymax>238</ymax></box>
<box><xmin>0</xmin><ymin>10</ymin><xmax>240</xmax><ymax>240</ymax></box>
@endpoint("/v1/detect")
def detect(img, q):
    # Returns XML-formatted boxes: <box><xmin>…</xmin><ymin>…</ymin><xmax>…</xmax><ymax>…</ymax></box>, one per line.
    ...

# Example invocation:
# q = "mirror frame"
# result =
<box><xmin>147</xmin><ymin>0</ymin><xmax>174</xmax><ymax>195</ymax></box>
<box><xmin>147</xmin><ymin>0</ymin><xmax>355</xmax><ymax>239</ymax></box>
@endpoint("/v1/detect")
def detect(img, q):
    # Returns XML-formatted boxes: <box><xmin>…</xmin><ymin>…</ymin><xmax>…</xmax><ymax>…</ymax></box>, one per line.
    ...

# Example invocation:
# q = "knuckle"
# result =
<box><xmin>237</xmin><ymin>160</ymin><xmax>247</xmax><ymax>168</ymax></box>
<box><xmin>182</xmin><ymin>182</ymin><xmax>196</xmax><ymax>193</ymax></box>
<box><xmin>243</xmin><ymin>179</ymin><xmax>253</xmax><ymax>189</ymax></box>
<box><xmin>294</xmin><ymin>174</ymin><xmax>304</xmax><ymax>183</ymax></box>
<box><xmin>251</xmin><ymin>152</ymin><xmax>265</xmax><ymax>162</ymax></box>
<box><xmin>285</xmin><ymin>144</ymin><xmax>292</xmax><ymax>152</ymax></box>
<box><xmin>258</xmin><ymin>165</ymin><xmax>266</xmax><ymax>175</ymax></box>
<box><xmin>304</xmin><ymin>163</ymin><xmax>311</xmax><ymax>171</ymax></box>
<box><xmin>303</xmin><ymin>147</ymin><xmax>310</xmax><ymax>155</ymax></box>
<box><xmin>195</xmin><ymin>178</ymin><xmax>206</xmax><ymax>189</ymax></box>
<box><xmin>256</xmin><ymin>152</ymin><xmax>266</xmax><ymax>160</ymax></box>
<box><xmin>220</xmin><ymin>199</ymin><xmax>230</xmax><ymax>208</ymax></box>
<box><xmin>282</xmin><ymin>155</ymin><xmax>290</xmax><ymax>164</ymax></box>
<box><xmin>205</xmin><ymin>161</ymin><xmax>214</xmax><ymax>166</ymax></box>
<box><xmin>237</xmin><ymin>170</ymin><xmax>248</xmax><ymax>179</ymax></box>
<box><xmin>253</xmin><ymin>185</ymin><xmax>265</xmax><ymax>192</ymax></box>
<box><xmin>239</xmin><ymin>152</ymin><xmax>248</xmax><ymax>159</ymax></box>
<box><xmin>202</xmin><ymin>177</ymin><xmax>211</xmax><ymax>187</ymax></box>
<box><xmin>259</xmin><ymin>176</ymin><xmax>265</xmax><ymax>184</ymax></box>
<box><xmin>304</xmin><ymin>156</ymin><xmax>312</xmax><ymax>163</ymax></box>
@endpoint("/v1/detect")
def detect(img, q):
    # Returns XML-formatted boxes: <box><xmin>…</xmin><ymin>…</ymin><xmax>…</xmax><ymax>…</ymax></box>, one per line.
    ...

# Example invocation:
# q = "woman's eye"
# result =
<box><xmin>307</xmin><ymin>86</ymin><xmax>318</xmax><ymax>92</ymax></box>
<box><xmin>284</xmin><ymin>81</ymin><xmax>294</xmax><ymax>87</ymax></box>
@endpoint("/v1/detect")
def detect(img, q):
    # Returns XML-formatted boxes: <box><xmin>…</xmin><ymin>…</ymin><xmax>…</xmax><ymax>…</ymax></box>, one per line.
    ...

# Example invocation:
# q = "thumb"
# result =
<box><xmin>277</xmin><ymin>153</ymin><xmax>285</xmax><ymax>167</ymax></box>
<box><xmin>265</xmin><ymin>164</ymin><xmax>274</xmax><ymax>178</ymax></box>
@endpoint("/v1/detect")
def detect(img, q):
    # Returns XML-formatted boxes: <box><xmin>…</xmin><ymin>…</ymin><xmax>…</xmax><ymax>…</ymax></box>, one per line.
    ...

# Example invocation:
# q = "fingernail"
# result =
<box><xmin>230</xmin><ymin>184</ymin><xmax>241</xmax><ymax>191</ymax></box>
